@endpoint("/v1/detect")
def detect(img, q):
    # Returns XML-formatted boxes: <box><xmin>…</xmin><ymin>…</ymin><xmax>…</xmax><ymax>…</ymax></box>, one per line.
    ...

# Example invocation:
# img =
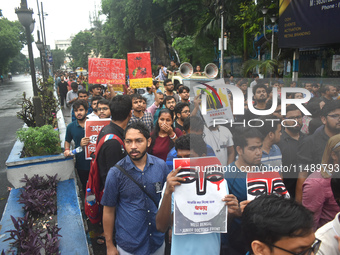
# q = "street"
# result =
<box><xmin>0</xmin><ymin>75</ymin><xmax>34</xmax><ymax>217</ymax></box>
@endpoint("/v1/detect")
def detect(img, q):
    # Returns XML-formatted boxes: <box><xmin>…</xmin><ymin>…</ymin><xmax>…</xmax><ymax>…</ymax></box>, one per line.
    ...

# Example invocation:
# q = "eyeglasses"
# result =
<box><xmin>181</xmin><ymin>110</ymin><xmax>190</xmax><ymax>114</ymax></box>
<box><xmin>269</xmin><ymin>238</ymin><xmax>321</xmax><ymax>255</ymax></box>
<box><xmin>97</xmin><ymin>107</ymin><xmax>109</xmax><ymax>112</ymax></box>
<box><xmin>327</xmin><ymin>114</ymin><xmax>340</xmax><ymax>120</ymax></box>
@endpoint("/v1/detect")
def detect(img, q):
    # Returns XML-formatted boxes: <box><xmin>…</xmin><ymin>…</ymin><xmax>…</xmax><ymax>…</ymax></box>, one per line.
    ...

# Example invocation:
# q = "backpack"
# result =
<box><xmin>84</xmin><ymin>133</ymin><xmax>124</xmax><ymax>224</ymax></box>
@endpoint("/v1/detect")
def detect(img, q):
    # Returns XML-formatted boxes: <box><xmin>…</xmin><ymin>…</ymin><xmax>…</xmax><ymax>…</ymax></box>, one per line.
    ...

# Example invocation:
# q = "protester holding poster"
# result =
<box><xmin>224</xmin><ymin>127</ymin><xmax>289</xmax><ymax>255</ymax></box>
<box><xmin>156</xmin><ymin>134</ymin><xmax>240</xmax><ymax>255</ymax></box>
<box><xmin>64</xmin><ymin>100</ymin><xmax>91</xmax><ymax>191</ymax></box>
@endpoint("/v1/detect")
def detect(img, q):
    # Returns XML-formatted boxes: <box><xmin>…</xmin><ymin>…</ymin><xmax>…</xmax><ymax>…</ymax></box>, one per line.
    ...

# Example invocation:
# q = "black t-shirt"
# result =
<box><xmin>58</xmin><ymin>81</ymin><xmax>68</xmax><ymax>95</ymax></box>
<box><xmin>96</xmin><ymin>122</ymin><xmax>126</xmax><ymax>189</ymax></box>
<box><xmin>277</xmin><ymin>130</ymin><xmax>306</xmax><ymax>198</ymax></box>
<box><xmin>175</xmin><ymin>121</ymin><xmax>184</xmax><ymax>132</ymax></box>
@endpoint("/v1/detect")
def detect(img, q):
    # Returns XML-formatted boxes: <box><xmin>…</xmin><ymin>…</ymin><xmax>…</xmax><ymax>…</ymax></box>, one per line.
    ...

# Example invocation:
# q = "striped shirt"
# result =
<box><xmin>261</xmin><ymin>144</ymin><xmax>282</xmax><ymax>172</ymax></box>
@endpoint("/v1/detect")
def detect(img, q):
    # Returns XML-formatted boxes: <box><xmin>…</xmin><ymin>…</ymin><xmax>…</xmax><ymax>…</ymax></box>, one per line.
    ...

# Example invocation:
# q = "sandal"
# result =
<box><xmin>96</xmin><ymin>235</ymin><xmax>105</xmax><ymax>245</ymax></box>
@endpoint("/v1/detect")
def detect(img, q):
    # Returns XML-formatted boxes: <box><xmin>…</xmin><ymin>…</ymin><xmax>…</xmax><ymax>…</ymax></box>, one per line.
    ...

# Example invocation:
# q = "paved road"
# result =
<box><xmin>0</xmin><ymin>75</ymin><xmax>34</xmax><ymax>218</ymax></box>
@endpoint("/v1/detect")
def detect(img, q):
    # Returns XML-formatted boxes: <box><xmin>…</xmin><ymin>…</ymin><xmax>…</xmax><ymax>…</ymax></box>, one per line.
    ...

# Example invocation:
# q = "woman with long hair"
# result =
<box><xmin>149</xmin><ymin>108</ymin><xmax>182</xmax><ymax>161</ymax></box>
<box><xmin>302</xmin><ymin>134</ymin><xmax>340</xmax><ymax>229</ymax></box>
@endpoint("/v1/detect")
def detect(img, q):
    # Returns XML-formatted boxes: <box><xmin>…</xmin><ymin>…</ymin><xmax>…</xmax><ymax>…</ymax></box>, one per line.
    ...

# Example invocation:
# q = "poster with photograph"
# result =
<box><xmin>127</xmin><ymin>52</ymin><xmax>153</xmax><ymax>89</ymax></box>
<box><xmin>246</xmin><ymin>171</ymin><xmax>290</xmax><ymax>201</ymax></box>
<box><xmin>173</xmin><ymin>157</ymin><xmax>228</xmax><ymax>235</ymax></box>
<box><xmin>192</xmin><ymin>79</ymin><xmax>234</xmax><ymax>127</ymax></box>
<box><xmin>88</xmin><ymin>58</ymin><xmax>126</xmax><ymax>84</ymax></box>
<box><xmin>84</xmin><ymin>119</ymin><xmax>111</xmax><ymax>159</ymax></box>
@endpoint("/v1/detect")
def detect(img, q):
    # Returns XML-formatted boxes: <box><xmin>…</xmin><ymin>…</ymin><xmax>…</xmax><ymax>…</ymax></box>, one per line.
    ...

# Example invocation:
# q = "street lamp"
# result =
<box><xmin>36</xmin><ymin>30</ymin><xmax>46</xmax><ymax>83</ymax></box>
<box><xmin>16</xmin><ymin>0</ymin><xmax>44</xmax><ymax>127</ymax></box>
<box><xmin>260</xmin><ymin>7</ymin><xmax>277</xmax><ymax>60</ymax></box>
<box><xmin>270</xmin><ymin>15</ymin><xmax>277</xmax><ymax>60</ymax></box>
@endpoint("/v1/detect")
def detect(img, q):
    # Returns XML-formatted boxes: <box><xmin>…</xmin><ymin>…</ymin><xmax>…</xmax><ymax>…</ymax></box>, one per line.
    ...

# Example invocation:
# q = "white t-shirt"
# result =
<box><xmin>203</xmin><ymin>126</ymin><xmax>234</xmax><ymax>167</ymax></box>
<box><xmin>316</xmin><ymin>212</ymin><xmax>340</xmax><ymax>255</ymax></box>
<box><xmin>87</xmin><ymin>112</ymin><xmax>100</xmax><ymax>120</ymax></box>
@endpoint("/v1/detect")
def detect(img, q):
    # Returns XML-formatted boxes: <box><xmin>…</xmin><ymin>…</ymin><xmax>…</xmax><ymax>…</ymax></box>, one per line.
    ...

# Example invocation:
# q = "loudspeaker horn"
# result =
<box><xmin>204</xmin><ymin>63</ymin><xmax>219</xmax><ymax>79</ymax></box>
<box><xmin>179</xmin><ymin>62</ymin><xmax>193</xmax><ymax>78</ymax></box>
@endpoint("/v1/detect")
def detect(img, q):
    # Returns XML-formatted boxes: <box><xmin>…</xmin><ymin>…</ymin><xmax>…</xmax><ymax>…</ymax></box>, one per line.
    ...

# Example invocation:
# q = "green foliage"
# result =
<box><xmin>17</xmin><ymin>78</ymin><xmax>59</xmax><ymax>127</ymax></box>
<box><xmin>0</xmin><ymin>18</ymin><xmax>25</xmax><ymax>74</ymax></box>
<box><xmin>242</xmin><ymin>59</ymin><xmax>278</xmax><ymax>77</ymax></box>
<box><xmin>16</xmin><ymin>125</ymin><xmax>62</xmax><ymax>157</ymax></box>
<box><xmin>172</xmin><ymin>36</ymin><xmax>215</xmax><ymax>65</ymax></box>
<box><xmin>67</xmin><ymin>31</ymin><xmax>94</xmax><ymax>69</ymax></box>
<box><xmin>9</xmin><ymin>53</ymin><xmax>29</xmax><ymax>73</ymax></box>
<box><xmin>51</xmin><ymin>48</ymin><xmax>66</xmax><ymax>70</ymax></box>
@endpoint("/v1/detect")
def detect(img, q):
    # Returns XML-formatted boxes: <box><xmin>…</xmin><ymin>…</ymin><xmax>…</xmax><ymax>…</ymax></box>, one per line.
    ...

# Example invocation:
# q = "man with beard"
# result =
<box><xmin>101</xmin><ymin>122</ymin><xmax>168</xmax><ymax>255</ymax></box>
<box><xmin>277</xmin><ymin>105</ymin><xmax>306</xmax><ymax>199</ymax></box>
<box><xmin>128</xmin><ymin>94</ymin><xmax>154</xmax><ymax>132</ymax></box>
<box><xmin>296</xmin><ymin>100</ymin><xmax>340</xmax><ymax>203</ymax></box>
<box><xmin>64</xmin><ymin>100</ymin><xmax>91</xmax><ymax>191</ymax></box>
<box><xmin>87</xmin><ymin>96</ymin><xmax>103</xmax><ymax>120</ymax></box>
<box><xmin>244</xmin><ymin>84</ymin><xmax>268</xmax><ymax>121</ymax></box>
<box><xmin>174</xmin><ymin>102</ymin><xmax>190</xmax><ymax>131</ymax></box>
<box><xmin>97</xmin><ymin>98</ymin><xmax>111</xmax><ymax>119</ymax></box>
<box><xmin>163</xmin><ymin>79</ymin><xmax>179</xmax><ymax>103</ymax></box>
<box><xmin>71</xmin><ymin>90</ymin><xmax>92</xmax><ymax>122</ymax></box>
<box><xmin>319</xmin><ymin>84</ymin><xmax>338</xmax><ymax>104</ymax></box>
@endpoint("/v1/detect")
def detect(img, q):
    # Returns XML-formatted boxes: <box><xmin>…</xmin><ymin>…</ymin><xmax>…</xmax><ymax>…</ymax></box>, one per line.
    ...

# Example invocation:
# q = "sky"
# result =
<box><xmin>2</xmin><ymin>0</ymin><xmax>103</xmax><ymax>56</ymax></box>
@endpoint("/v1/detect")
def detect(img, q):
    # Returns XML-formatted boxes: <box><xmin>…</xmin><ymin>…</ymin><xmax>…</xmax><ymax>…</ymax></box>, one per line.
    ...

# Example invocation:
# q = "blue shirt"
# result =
<box><xmin>101</xmin><ymin>154</ymin><xmax>168</xmax><ymax>255</ymax></box>
<box><xmin>166</xmin><ymin>145</ymin><xmax>216</xmax><ymax>172</ymax></box>
<box><xmin>65</xmin><ymin>120</ymin><xmax>90</xmax><ymax>170</ymax></box>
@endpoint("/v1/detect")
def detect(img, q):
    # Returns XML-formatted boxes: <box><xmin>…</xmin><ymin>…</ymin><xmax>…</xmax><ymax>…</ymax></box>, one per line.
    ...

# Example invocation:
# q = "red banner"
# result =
<box><xmin>127</xmin><ymin>52</ymin><xmax>153</xmax><ymax>89</ymax></box>
<box><xmin>88</xmin><ymin>58</ymin><xmax>126</xmax><ymax>84</ymax></box>
<box><xmin>84</xmin><ymin>119</ymin><xmax>111</xmax><ymax>159</ymax></box>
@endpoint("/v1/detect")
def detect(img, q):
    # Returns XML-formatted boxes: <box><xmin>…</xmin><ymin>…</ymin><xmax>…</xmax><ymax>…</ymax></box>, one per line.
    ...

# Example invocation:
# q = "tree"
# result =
<box><xmin>0</xmin><ymin>18</ymin><xmax>25</xmax><ymax>74</ymax></box>
<box><xmin>9</xmin><ymin>53</ymin><xmax>29</xmax><ymax>73</ymax></box>
<box><xmin>51</xmin><ymin>48</ymin><xmax>66</xmax><ymax>70</ymax></box>
<box><xmin>66</xmin><ymin>31</ymin><xmax>94</xmax><ymax>69</ymax></box>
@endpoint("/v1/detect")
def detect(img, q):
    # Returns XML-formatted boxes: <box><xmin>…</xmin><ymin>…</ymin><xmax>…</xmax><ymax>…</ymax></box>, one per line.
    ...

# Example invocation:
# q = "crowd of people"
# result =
<box><xmin>54</xmin><ymin>66</ymin><xmax>340</xmax><ymax>255</ymax></box>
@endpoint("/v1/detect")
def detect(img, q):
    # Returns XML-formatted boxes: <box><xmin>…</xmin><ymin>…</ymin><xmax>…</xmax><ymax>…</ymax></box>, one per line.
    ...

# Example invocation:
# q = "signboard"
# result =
<box><xmin>332</xmin><ymin>55</ymin><xmax>340</xmax><ymax>71</ymax></box>
<box><xmin>84</xmin><ymin>119</ymin><xmax>111</xmax><ymax>159</ymax></box>
<box><xmin>193</xmin><ymin>79</ymin><xmax>234</xmax><ymax>127</ymax></box>
<box><xmin>173</xmin><ymin>157</ymin><xmax>228</xmax><ymax>235</ymax></box>
<box><xmin>127</xmin><ymin>52</ymin><xmax>153</xmax><ymax>89</ymax></box>
<box><xmin>88</xmin><ymin>58</ymin><xmax>126</xmax><ymax>84</ymax></box>
<box><xmin>279</xmin><ymin>0</ymin><xmax>340</xmax><ymax>48</ymax></box>
<box><xmin>246</xmin><ymin>171</ymin><xmax>290</xmax><ymax>201</ymax></box>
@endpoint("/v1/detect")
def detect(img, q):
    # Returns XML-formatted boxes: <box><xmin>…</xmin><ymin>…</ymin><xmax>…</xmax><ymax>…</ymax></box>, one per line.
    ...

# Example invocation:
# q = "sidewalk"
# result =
<box><xmin>62</xmin><ymin>107</ymin><xmax>106</xmax><ymax>255</ymax></box>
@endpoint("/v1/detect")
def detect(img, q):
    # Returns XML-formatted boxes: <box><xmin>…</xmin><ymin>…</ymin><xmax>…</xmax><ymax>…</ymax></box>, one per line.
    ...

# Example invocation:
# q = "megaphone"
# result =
<box><xmin>179</xmin><ymin>62</ymin><xmax>193</xmax><ymax>78</ymax></box>
<box><xmin>204</xmin><ymin>63</ymin><xmax>219</xmax><ymax>79</ymax></box>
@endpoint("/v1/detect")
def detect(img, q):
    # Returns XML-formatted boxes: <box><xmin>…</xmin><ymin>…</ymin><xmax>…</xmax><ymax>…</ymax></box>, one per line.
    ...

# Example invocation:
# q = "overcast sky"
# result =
<box><xmin>2</xmin><ymin>0</ymin><xmax>103</xmax><ymax>56</ymax></box>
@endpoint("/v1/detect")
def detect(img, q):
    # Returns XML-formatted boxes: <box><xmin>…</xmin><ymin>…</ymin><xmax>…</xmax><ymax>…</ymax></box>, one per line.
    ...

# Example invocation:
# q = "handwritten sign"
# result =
<box><xmin>88</xmin><ymin>58</ymin><xmax>126</xmax><ymax>84</ymax></box>
<box><xmin>127</xmin><ymin>52</ymin><xmax>152</xmax><ymax>89</ymax></box>
<box><xmin>173</xmin><ymin>157</ymin><xmax>228</xmax><ymax>235</ymax></box>
<box><xmin>84</xmin><ymin>119</ymin><xmax>111</xmax><ymax>159</ymax></box>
